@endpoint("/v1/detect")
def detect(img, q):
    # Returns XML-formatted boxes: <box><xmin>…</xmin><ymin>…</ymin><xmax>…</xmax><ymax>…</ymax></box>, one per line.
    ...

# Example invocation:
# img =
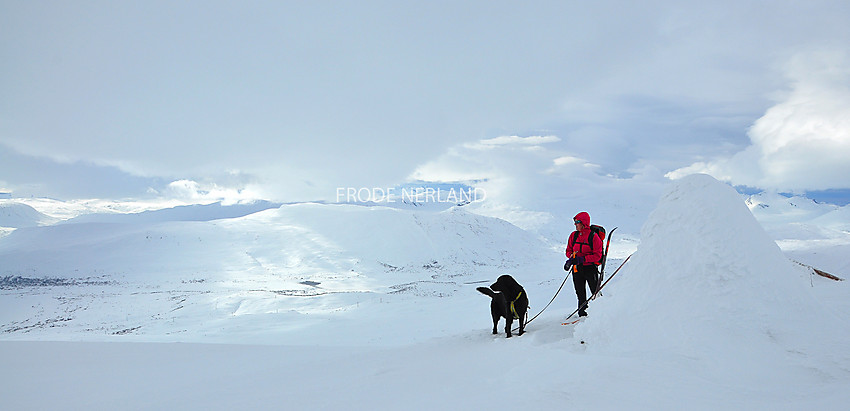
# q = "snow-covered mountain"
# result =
<box><xmin>1</xmin><ymin>175</ymin><xmax>849</xmax><ymax>409</ymax></box>
<box><xmin>746</xmin><ymin>190</ymin><xmax>838</xmax><ymax>223</ymax></box>
<box><xmin>745</xmin><ymin>192</ymin><xmax>850</xmax><ymax>276</ymax></box>
<box><xmin>0</xmin><ymin>201</ymin><xmax>58</xmax><ymax>228</ymax></box>
<box><xmin>745</xmin><ymin>190</ymin><xmax>844</xmax><ymax>240</ymax></box>
<box><xmin>813</xmin><ymin>203</ymin><xmax>850</xmax><ymax>232</ymax></box>
<box><xmin>0</xmin><ymin>202</ymin><xmax>557</xmax><ymax>344</ymax></box>
<box><xmin>60</xmin><ymin>200</ymin><xmax>281</xmax><ymax>225</ymax></box>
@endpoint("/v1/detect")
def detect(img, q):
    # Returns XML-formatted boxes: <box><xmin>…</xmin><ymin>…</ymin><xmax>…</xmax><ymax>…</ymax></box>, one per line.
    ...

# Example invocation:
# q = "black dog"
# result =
<box><xmin>476</xmin><ymin>274</ymin><xmax>528</xmax><ymax>338</ymax></box>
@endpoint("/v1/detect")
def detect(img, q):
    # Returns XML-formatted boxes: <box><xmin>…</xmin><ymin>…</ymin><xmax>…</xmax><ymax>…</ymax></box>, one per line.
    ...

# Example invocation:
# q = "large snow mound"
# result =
<box><xmin>575</xmin><ymin>174</ymin><xmax>848</xmax><ymax>377</ymax></box>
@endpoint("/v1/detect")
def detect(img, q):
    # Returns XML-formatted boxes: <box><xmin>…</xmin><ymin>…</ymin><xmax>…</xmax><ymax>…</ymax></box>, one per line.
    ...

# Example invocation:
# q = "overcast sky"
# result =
<box><xmin>2</xmin><ymin>1</ymin><xmax>849</xmax><ymax>204</ymax></box>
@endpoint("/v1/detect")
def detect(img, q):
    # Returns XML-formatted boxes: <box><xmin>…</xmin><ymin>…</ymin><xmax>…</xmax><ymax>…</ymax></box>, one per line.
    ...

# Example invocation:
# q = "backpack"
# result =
<box><xmin>570</xmin><ymin>224</ymin><xmax>606</xmax><ymax>266</ymax></box>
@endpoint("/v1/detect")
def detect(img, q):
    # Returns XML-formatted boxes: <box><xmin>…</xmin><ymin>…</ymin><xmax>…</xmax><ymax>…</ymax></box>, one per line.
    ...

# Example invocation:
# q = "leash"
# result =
<box><xmin>509</xmin><ymin>252</ymin><xmax>633</xmax><ymax>333</ymax></box>
<box><xmin>512</xmin><ymin>270</ymin><xmax>573</xmax><ymax>332</ymax></box>
<box><xmin>509</xmin><ymin>291</ymin><xmax>523</xmax><ymax>319</ymax></box>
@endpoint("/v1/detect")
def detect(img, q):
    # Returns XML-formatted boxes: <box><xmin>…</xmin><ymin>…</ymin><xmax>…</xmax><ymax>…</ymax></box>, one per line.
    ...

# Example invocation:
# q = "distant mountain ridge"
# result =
<box><xmin>61</xmin><ymin>200</ymin><xmax>282</xmax><ymax>225</ymax></box>
<box><xmin>0</xmin><ymin>202</ymin><xmax>58</xmax><ymax>228</ymax></box>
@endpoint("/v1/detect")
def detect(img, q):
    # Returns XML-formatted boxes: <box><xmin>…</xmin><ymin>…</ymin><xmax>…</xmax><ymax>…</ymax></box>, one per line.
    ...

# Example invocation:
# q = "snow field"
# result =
<box><xmin>2</xmin><ymin>174</ymin><xmax>850</xmax><ymax>409</ymax></box>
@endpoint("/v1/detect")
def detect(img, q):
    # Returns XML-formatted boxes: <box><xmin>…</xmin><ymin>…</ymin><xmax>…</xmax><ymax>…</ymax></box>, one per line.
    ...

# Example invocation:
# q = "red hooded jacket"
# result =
<box><xmin>565</xmin><ymin>211</ymin><xmax>603</xmax><ymax>265</ymax></box>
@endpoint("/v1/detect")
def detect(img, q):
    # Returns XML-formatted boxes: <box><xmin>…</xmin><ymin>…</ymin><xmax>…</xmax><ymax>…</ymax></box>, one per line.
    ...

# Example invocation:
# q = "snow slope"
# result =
<box><xmin>575</xmin><ymin>175</ymin><xmax>850</xmax><ymax>402</ymax></box>
<box><xmin>748</xmin><ymin>192</ymin><xmax>850</xmax><ymax>277</ymax></box>
<box><xmin>0</xmin><ymin>201</ymin><xmax>58</xmax><ymax>228</ymax></box>
<box><xmin>2</xmin><ymin>175</ymin><xmax>849</xmax><ymax>410</ymax></box>
<box><xmin>0</xmin><ymin>203</ymin><xmax>558</xmax><ymax>345</ymax></box>
<box><xmin>62</xmin><ymin>200</ymin><xmax>281</xmax><ymax>225</ymax></box>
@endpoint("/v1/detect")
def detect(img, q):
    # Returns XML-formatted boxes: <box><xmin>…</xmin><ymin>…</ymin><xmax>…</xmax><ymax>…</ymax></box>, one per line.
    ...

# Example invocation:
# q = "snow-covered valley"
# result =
<box><xmin>2</xmin><ymin>175</ymin><xmax>849</xmax><ymax>410</ymax></box>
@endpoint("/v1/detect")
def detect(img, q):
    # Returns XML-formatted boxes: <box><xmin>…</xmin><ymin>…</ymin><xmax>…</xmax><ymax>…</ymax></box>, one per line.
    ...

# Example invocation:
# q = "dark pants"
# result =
<box><xmin>572</xmin><ymin>264</ymin><xmax>599</xmax><ymax>315</ymax></box>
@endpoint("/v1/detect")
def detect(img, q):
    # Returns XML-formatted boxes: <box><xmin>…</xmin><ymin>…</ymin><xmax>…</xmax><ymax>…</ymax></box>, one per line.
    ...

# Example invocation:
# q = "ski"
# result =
<box><xmin>593</xmin><ymin>226</ymin><xmax>617</xmax><ymax>299</ymax></box>
<box><xmin>792</xmin><ymin>260</ymin><xmax>844</xmax><ymax>281</ymax></box>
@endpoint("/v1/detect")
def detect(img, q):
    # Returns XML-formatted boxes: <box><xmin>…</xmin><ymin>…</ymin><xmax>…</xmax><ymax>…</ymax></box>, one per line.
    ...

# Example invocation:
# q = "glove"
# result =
<box><xmin>564</xmin><ymin>256</ymin><xmax>585</xmax><ymax>269</ymax></box>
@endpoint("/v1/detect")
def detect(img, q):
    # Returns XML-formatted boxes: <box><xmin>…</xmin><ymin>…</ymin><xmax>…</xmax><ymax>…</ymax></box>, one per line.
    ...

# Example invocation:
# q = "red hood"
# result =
<box><xmin>573</xmin><ymin>211</ymin><xmax>590</xmax><ymax>227</ymax></box>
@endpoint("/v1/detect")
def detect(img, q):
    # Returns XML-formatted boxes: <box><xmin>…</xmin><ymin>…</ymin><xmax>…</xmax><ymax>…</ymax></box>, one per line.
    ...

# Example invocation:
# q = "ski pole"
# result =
<box><xmin>562</xmin><ymin>253</ymin><xmax>632</xmax><ymax>323</ymax></box>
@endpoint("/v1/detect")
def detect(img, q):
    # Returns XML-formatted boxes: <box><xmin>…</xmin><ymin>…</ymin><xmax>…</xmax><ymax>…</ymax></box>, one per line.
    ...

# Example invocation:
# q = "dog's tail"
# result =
<box><xmin>477</xmin><ymin>287</ymin><xmax>497</xmax><ymax>298</ymax></box>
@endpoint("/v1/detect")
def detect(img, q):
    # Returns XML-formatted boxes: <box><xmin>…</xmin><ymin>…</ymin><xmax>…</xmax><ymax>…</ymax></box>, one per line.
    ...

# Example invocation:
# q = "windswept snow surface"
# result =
<box><xmin>2</xmin><ymin>175</ymin><xmax>850</xmax><ymax>410</ymax></box>
<box><xmin>575</xmin><ymin>174</ymin><xmax>850</xmax><ymax>407</ymax></box>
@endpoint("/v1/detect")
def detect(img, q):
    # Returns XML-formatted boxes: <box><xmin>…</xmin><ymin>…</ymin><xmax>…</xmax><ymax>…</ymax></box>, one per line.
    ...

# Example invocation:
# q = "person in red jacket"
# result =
<box><xmin>564</xmin><ymin>211</ymin><xmax>603</xmax><ymax>317</ymax></box>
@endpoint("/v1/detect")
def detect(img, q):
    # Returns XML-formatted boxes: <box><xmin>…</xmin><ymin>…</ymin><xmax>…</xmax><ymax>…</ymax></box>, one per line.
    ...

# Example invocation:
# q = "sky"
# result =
<box><xmin>2</xmin><ymin>1</ymin><xmax>850</xmax><ymax>205</ymax></box>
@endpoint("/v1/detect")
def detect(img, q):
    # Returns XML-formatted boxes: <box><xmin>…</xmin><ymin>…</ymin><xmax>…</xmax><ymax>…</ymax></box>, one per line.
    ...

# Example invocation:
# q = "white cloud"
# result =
<box><xmin>471</xmin><ymin>135</ymin><xmax>560</xmax><ymax>147</ymax></box>
<box><xmin>668</xmin><ymin>50</ymin><xmax>850</xmax><ymax>192</ymax></box>
<box><xmin>408</xmin><ymin>134</ymin><xmax>666</xmax><ymax>236</ymax></box>
<box><xmin>552</xmin><ymin>156</ymin><xmax>585</xmax><ymax>167</ymax></box>
<box><xmin>4</xmin><ymin>3</ymin><xmax>850</xmax><ymax>201</ymax></box>
<box><xmin>410</xmin><ymin>135</ymin><xmax>572</xmax><ymax>183</ymax></box>
<box><xmin>161</xmin><ymin>179</ymin><xmax>262</xmax><ymax>205</ymax></box>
